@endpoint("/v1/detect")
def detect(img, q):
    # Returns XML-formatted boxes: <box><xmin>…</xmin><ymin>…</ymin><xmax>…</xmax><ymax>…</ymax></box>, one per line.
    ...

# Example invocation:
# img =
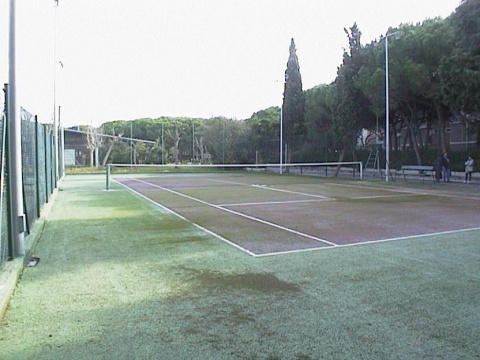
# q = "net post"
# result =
<box><xmin>106</xmin><ymin>164</ymin><xmax>110</xmax><ymax>190</ymax></box>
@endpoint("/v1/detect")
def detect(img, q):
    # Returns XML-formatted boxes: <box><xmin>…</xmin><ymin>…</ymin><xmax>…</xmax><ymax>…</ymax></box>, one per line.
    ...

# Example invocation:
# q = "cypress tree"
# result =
<box><xmin>282</xmin><ymin>38</ymin><xmax>306</xmax><ymax>162</ymax></box>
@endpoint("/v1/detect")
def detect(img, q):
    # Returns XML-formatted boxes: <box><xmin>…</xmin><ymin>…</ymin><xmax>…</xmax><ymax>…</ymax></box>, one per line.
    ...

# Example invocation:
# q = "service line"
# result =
<box><xmin>130</xmin><ymin>178</ymin><xmax>337</xmax><ymax>248</ymax></box>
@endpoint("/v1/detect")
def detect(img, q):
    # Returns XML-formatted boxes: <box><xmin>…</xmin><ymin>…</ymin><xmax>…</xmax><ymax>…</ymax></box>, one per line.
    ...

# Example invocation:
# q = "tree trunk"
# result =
<box><xmin>89</xmin><ymin>149</ymin><xmax>94</xmax><ymax>167</ymax></box>
<box><xmin>195</xmin><ymin>137</ymin><xmax>206</xmax><ymax>164</ymax></box>
<box><xmin>405</xmin><ymin>120</ymin><xmax>423</xmax><ymax>165</ymax></box>
<box><xmin>334</xmin><ymin>147</ymin><xmax>346</xmax><ymax>177</ymax></box>
<box><xmin>102</xmin><ymin>142</ymin><xmax>115</xmax><ymax>167</ymax></box>
<box><xmin>435</xmin><ymin>105</ymin><xmax>449</xmax><ymax>154</ymax></box>
<box><xmin>174</xmin><ymin>128</ymin><xmax>180</xmax><ymax>165</ymax></box>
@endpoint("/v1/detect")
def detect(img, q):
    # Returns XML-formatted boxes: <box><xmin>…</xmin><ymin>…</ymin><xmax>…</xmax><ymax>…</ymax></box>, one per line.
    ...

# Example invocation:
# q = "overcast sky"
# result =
<box><xmin>1</xmin><ymin>0</ymin><xmax>460</xmax><ymax>127</ymax></box>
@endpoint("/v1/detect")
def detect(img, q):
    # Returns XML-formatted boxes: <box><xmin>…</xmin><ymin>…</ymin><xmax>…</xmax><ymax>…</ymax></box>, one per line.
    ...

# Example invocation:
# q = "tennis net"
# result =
<box><xmin>105</xmin><ymin>162</ymin><xmax>363</xmax><ymax>190</ymax></box>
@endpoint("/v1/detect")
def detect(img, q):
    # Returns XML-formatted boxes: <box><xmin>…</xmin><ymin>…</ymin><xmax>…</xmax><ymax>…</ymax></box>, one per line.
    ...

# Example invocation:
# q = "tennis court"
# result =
<box><xmin>110</xmin><ymin>165</ymin><xmax>480</xmax><ymax>257</ymax></box>
<box><xmin>2</xmin><ymin>173</ymin><xmax>479</xmax><ymax>359</ymax></box>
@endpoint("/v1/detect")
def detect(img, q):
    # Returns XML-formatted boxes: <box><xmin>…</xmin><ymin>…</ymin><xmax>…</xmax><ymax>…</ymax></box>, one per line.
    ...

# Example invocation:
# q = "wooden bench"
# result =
<box><xmin>399</xmin><ymin>165</ymin><xmax>436</xmax><ymax>184</ymax></box>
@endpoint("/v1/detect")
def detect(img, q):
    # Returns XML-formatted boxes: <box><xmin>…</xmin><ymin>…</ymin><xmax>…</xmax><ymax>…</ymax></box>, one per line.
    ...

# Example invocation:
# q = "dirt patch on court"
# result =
<box><xmin>180</xmin><ymin>266</ymin><xmax>302</xmax><ymax>293</ymax></box>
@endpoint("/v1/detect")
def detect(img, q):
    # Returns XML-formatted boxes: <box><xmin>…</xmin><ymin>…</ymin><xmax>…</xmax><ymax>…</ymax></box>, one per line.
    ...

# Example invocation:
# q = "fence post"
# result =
<box><xmin>35</xmin><ymin>116</ymin><xmax>41</xmax><ymax>217</ymax></box>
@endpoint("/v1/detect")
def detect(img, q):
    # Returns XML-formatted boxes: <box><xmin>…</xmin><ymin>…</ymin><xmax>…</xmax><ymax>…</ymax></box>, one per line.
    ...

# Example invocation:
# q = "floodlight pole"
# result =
<box><xmin>385</xmin><ymin>34</ymin><xmax>390</xmax><ymax>181</ymax></box>
<box><xmin>222</xmin><ymin>121</ymin><xmax>225</xmax><ymax>164</ymax></box>
<box><xmin>130</xmin><ymin>121</ymin><xmax>133</xmax><ymax>166</ymax></box>
<box><xmin>384</xmin><ymin>31</ymin><xmax>400</xmax><ymax>182</ymax></box>
<box><xmin>161</xmin><ymin>122</ymin><xmax>164</xmax><ymax>164</ymax></box>
<box><xmin>192</xmin><ymin>122</ymin><xmax>195</xmax><ymax>161</ymax></box>
<box><xmin>279</xmin><ymin>106</ymin><xmax>283</xmax><ymax>175</ymax></box>
<box><xmin>8</xmin><ymin>0</ymin><xmax>25</xmax><ymax>256</ymax></box>
<box><xmin>53</xmin><ymin>0</ymin><xmax>59</xmax><ymax>182</ymax></box>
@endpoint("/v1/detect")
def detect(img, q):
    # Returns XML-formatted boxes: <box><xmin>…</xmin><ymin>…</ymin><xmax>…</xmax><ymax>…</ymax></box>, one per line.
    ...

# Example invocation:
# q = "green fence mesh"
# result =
<box><xmin>36</xmin><ymin>123</ymin><xmax>47</xmax><ymax>207</ymax></box>
<box><xmin>21</xmin><ymin>108</ymin><xmax>38</xmax><ymax>233</ymax></box>
<box><xmin>0</xmin><ymin>90</ymin><xmax>57</xmax><ymax>270</ymax></box>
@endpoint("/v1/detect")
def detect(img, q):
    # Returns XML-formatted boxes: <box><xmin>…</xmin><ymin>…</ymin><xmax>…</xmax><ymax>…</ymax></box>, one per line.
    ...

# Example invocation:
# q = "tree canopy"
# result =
<box><xmin>84</xmin><ymin>2</ymin><xmax>479</xmax><ymax>170</ymax></box>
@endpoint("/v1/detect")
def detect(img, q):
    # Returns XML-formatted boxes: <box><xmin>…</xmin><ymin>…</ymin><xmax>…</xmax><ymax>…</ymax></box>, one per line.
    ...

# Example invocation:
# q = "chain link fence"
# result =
<box><xmin>0</xmin><ymin>86</ymin><xmax>58</xmax><ymax>270</ymax></box>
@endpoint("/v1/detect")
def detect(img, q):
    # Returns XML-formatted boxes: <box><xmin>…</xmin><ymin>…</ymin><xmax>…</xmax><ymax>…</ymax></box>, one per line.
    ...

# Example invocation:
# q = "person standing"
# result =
<box><xmin>464</xmin><ymin>156</ymin><xmax>474</xmax><ymax>183</ymax></box>
<box><xmin>441</xmin><ymin>152</ymin><xmax>450</xmax><ymax>182</ymax></box>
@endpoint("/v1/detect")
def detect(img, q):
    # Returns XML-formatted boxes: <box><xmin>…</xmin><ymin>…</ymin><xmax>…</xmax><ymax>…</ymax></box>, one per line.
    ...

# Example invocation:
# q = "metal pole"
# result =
<box><xmin>130</xmin><ymin>122</ymin><xmax>133</xmax><ymax>166</ymax></box>
<box><xmin>385</xmin><ymin>35</ymin><xmax>390</xmax><ymax>182</ymax></box>
<box><xmin>53</xmin><ymin>0</ymin><xmax>59</xmax><ymax>182</ymax></box>
<box><xmin>59</xmin><ymin>105</ymin><xmax>65</xmax><ymax>177</ymax></box>
<box><xmin>106</xmin><ymin>164</ymin><xmax>110</xmax><ymax>190</ymax></box>
<box><xmin>161</xmin><ymin>122</ymin><xmax>164</xmax><ymax>164</ymax></box>
<box><xmin>8</xmin><ymin>0</ymin><xmax>25</xmax><ymax>256</ymax></box>
<box><xmin>279</xmin><ymin>106</ymin><xmax>283</xmax><ymax>175</ymax></box>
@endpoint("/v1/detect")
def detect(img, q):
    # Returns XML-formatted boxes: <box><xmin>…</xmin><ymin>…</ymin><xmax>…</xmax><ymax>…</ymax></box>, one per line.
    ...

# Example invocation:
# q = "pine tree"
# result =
<box><xmin>282</xmin><ymin>38</ymin><xmax>306</xmax><ymax>162</ymax></box>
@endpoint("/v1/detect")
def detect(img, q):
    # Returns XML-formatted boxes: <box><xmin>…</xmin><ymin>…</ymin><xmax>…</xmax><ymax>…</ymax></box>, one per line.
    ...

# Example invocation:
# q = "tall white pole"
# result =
<box><xmin>385</xmin><ymin>35</ymin><xmax>390</xmax><ymax>182</ymax></box>
<box><xmin>161</xmin><ymin>122</ymin><xmax>164</xmax><ymax>164</ymax></box>
<box><xmin>222</xmin><ymin>121</ymin><xmax>225</xmax><ymax>164</ymax></box>
<box><xmin>53</xmin><ymin>0</ymin><xmax>59</xmax><ymax>182</ymax></box>
<box><xmin>60</xmin><ymin>106</ymin><xmax>65</xmax><ymax>174</ymax></box>
<box><xmin>130</xmin><ymin>122</ymin><xmax>133</xmax><ymax>165</ymax></box>
<box><xmin>279</xmin><ymin>106</ymin><xmax>283</xmax><ymax>175</ymax></box>
<box><xmin>8</xmin><ymin>0</ymin><xmax>25</xmax><ymax>256</ymax></box>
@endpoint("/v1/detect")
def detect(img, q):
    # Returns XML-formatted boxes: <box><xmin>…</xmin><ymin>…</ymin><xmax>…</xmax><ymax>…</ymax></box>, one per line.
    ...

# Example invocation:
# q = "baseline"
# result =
<box><xmin>256</xmin><ymin>227</ymin><xmax>480</xmax><ymax>257</ymax></box>
<box><xmin>327</xmin><ymin>181</ymin><xmax>480</xmax><ymax>201</ymax></box>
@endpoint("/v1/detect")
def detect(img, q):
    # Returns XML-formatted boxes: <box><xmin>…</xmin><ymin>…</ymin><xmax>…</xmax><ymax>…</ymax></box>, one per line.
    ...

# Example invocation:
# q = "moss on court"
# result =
<box><xmin>0</xmin><ymin>175</ymin><xmax>478</xmax><ymax>359</ymax></box>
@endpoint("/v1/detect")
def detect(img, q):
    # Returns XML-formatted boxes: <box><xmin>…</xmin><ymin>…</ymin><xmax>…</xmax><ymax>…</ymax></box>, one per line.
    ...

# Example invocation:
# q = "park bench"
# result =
<box><xmin>399</xmin><ymin>165</ymin><xmax>436</xmax><ymax>184</ymax></box>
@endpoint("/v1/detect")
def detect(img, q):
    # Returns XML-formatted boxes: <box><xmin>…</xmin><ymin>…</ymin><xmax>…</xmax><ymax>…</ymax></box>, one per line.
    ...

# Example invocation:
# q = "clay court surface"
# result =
<box><xmin>113</xmin><ymin>172</ymin><xmax>480</xmax><ymax>256</ymax></box>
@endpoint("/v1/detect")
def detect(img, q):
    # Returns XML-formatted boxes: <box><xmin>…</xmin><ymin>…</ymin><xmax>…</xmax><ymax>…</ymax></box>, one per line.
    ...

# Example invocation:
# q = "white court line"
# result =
<box><xmin>210</xmin><ymin>178</ymin><xmax>330</xmax><ymax>199</ymax></box>
<box><xmin>251</xmin><ymin>184</ymin><xmax>331</xmax><ymax>199</ymax></box>
<box><xmin>327</xmin><ymin>181</ymin><xmax>480</xmax><ymax>201</ymax></box>
<box><xmin>256</xmin><ymin>227</ymin><xmax>480</xmax><ymax>257</ymax></box>
<box><xmin>212</xmin><ymin>178</ymin><xmax>425</xmax><ymax>202</ymax></box>
<box><xmin>351</xmin><ymin>194</ymin><xmax>426</xmax><ymax>200</ymax></box>
<box><xmin>208</xmin><ymin>179</ymin><xmax>252</xmax><ymax>186</ymax></box>
<box><xmin>326</xmin><ymin>182</ymin><xmax>430</xmax><ymax>196</ymax></box>
<box><xmin>129</xmin><ymin>178</ymin><xmax>337</xmax><ymax>247</ymax></box>
<box><xmin>220</xmin><ymin>198</ymin><xmax>332</xmax><ymax>207</ymax></box>
<box><xmin>112</xmin><ymin>179</ymin><xmax>257</xmax><ymax>256</ymax></box>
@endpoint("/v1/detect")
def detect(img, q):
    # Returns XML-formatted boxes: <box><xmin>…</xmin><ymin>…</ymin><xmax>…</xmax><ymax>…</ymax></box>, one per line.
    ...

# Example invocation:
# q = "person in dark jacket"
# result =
<box><xmin>441</xmin><ymin>152</ymin><xmax>450</xmax><ymax>182</ymax></box>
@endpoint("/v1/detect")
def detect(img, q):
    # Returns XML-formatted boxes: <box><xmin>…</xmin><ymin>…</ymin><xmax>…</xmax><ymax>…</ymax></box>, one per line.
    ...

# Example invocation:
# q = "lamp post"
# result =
<box><xmin>279</xmin><ymin>106</ymin><xmax>283</xmax><ymax>175</ymax></box>
<box><xmin>222</xmin><ymin>120</ymin><xmax>225</xmax><ymax>164</ymax></box>
<box><xmin>384</xmin><ymin>31</ymin><xmax>400</xmax><ymax>182</ymax></box>
<box><xmin>53</xmin><ymin>0</ymin><xmax>60</xmax><ymax>182</ymax></box>
<box><xmin>8</xmin><ymin>0</ymin><xmax>25</xmax><ymax>256</ymax></box>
